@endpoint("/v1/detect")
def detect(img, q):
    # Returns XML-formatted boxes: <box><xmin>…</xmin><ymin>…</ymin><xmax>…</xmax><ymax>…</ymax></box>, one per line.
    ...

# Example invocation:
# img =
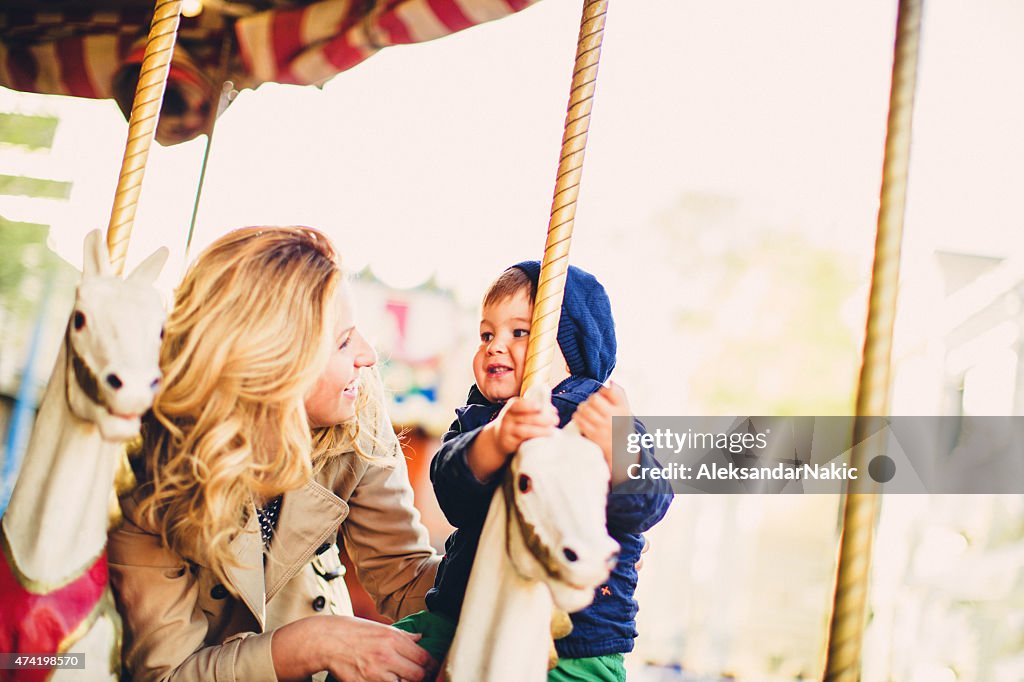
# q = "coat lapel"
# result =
<box><xmin>264</xmin><ymin>477</ymin><xmax>349</xmax><ymax>603</ymax></box>
<box><xmin>225</xmin><ymin>503</ymin><xmax>267</xmax><ymax>630</ymax></box>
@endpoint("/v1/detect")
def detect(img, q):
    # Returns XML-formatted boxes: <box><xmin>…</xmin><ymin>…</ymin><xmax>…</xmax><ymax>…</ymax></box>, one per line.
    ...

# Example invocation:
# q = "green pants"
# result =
<box><xmin>392</xmin><ymin>611</ymin><xmax>626</xmax><ymax>681</ymax></box>
<box><xmin>548</xmin><ymin>653</ymin><xmax>625</xmax><ymax>682</ymax></box>
<box><xmin>392</xmin><ymin>609</ymin><xmax>458</xmax><ymax>663</ymax></box>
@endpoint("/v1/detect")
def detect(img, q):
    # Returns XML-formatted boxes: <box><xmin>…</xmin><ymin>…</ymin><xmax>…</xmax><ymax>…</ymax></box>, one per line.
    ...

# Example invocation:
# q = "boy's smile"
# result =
<box><xmin>473</xmin><ymin>290</ymin><xmax>533</xmax><ymax>402</ymax></box>
<box><xmin>486</xmin><ymin>363</ymin><xmax>513</xmax><ymax>377</ymax></box>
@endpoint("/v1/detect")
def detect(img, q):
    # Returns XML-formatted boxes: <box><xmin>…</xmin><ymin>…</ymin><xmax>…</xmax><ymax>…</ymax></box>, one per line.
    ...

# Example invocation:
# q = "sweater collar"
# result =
<box><xmin>463</xmin><ymin>376</ymin><xmax>586</xmax><ymax>409</ymax></box>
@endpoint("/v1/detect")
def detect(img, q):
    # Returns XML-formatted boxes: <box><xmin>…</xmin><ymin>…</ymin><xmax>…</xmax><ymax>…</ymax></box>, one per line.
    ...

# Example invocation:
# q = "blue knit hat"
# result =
<box><xmin>510</xmin><ymin>260</ymin><xmax>617</xmax><ymax>383</ymax></box>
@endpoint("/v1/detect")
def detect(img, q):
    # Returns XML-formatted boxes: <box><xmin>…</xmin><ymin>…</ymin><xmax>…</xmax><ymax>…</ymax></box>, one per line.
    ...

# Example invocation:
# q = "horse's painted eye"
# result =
<box><xmin>518</xmin><ymin>474</ymin><xmax>532</xmax><ymax>493</ymax></box>
<box><xmin>73</xmin><ymin>311</ymin><xmax>86</xmax><ymax>330</ymax></box>
<box><xmin>160</xmin><ymin>326</ymin><xmax>165</xmax><ymax>340</ymax></box>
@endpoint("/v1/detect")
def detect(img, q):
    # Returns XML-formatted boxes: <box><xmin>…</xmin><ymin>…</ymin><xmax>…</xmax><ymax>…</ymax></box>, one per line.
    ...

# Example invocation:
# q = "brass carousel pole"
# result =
<box><xmin>104</xmin><ymin>0</ymin><xmax>183</xmax><ymax>508</ymax></box>
<box><xmin>106</xmin><ymin>0</ymin><xmax>184</xmax><ymax>274</ymax></box>
<box><xmin>823</xmin><ymin>1</ymin><xmax>923</xmax><ymax>679</ymax></box>
<box><xmin>521</xmin><ymin>0</ymin><xmax>609</xmax><ymax>393</ymax></box>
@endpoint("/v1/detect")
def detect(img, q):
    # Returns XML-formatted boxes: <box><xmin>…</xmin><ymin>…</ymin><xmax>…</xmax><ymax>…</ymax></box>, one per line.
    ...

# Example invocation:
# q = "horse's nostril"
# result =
<box><xmin>150</xmin><ymin>377</ymin><xmax>161</xmax><ymax>390</ymax></box>
<box><xmin>563</xmin><ymin>548</ymin><xmax>578</xmax><ymax>562</ymax></box>
<box><xmin>106</xmin><ymin>374</ymin><xmax>123</xmax><ymax>390</ymax></box>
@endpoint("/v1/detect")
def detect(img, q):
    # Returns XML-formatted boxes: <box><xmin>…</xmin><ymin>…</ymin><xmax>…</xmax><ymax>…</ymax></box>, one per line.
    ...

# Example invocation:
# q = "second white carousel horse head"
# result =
<box><xmin>506</xmin><ymin>417</ymin><xmax>620</xmax><ymax>613</ymax></box>
<box><xmin>66</xmin><ymin>230</ymin><xmax>168</xmax><ymax>441</ymax></box>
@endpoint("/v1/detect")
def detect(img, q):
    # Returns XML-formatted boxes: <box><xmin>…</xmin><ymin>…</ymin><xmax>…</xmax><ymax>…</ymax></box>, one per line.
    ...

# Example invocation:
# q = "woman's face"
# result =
<box><xmin>304</xmin><ymin>282</ymin><xmax>377</xmax><ymax>427</ymax></box>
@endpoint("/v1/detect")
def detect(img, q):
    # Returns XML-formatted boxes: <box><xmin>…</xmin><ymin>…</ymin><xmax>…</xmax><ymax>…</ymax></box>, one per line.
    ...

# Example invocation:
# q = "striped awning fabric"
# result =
<box><xmin>0</xmin><ymin>0</ymin><xmax>539</xmax><ymax>143</ymax></box>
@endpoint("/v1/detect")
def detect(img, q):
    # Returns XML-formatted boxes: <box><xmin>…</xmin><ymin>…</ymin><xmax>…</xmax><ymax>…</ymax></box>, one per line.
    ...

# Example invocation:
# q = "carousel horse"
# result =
<box><xmin>0</xmin><ymin>230</ymin><xmax>167</xmax><ymax>681</ymax></box>
<box><xmin>445</xmin><ymin>387</ymin><xmax>620</xmax><ymax>682</ymax></box>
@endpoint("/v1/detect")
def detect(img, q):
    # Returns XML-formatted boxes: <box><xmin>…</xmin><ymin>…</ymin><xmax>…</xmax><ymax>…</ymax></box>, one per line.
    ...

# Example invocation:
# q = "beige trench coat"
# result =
<box><xmin>108</xmin><ymin>439</ymin><xmax>439</xmax><ymax>682</ymax></box>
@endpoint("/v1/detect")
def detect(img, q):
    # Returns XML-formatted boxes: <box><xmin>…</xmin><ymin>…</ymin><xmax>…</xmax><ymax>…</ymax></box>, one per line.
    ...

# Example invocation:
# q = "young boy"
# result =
<box><xmin>395</xmin><ymin>261</ymin><xmax>672</xmax><ymax>681</ymax></box>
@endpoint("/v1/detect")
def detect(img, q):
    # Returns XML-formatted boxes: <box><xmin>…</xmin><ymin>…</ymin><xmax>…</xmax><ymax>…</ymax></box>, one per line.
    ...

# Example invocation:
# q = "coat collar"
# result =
<box><xmin>225</xmin><ymin>504</ymin><xmax>266</xmax><ymax>629</ymax></box>
<box><xmin>224</xmin><ymin>474</ymin><xmax>349</xmax><ymax>629</ymax></box>
<box><xmin>264</xmin><ymin>476</ymin><xmax>349</xmax><ymax>604</ymax></box>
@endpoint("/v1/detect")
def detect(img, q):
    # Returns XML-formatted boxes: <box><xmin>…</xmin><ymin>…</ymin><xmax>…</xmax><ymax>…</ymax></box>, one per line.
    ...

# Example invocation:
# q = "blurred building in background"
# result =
<box><xmin>629</xmin><ymin>244</ymin><xmax>1024</xmax><ymax>681</ymax></box>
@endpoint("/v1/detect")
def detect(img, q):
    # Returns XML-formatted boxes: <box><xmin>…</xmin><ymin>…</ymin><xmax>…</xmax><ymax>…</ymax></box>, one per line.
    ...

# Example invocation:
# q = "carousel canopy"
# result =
<box><xmin>0</xmin><ymin>0</ymin><xmax>538</xmax><ymax>144</ymax></box>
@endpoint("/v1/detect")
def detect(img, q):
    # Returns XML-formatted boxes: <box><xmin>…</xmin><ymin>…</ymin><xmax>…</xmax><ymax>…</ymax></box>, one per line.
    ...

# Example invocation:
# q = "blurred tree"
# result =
<box><xmin>653</xmin><ymin>191</ymin><xmax>863</xmax><ymax>415</ymax></box>
<box><xmin>0</xmin><ymin>113</ymin><xmax>58</xmax><ymax>149</ymax></box>
<box><xmin>0</xmin><ymin>217</ymin><xmax>52</xmax><ymax>318</ymax></box>
<box><xmin>0</xmin><ymin>113</ymin><xmax>78</xmax><ymax>396</ymax></box>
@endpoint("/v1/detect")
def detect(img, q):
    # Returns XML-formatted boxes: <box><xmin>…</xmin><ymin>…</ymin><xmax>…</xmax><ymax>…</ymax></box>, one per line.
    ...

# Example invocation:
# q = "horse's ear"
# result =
<box><xmin>82</xmin><ymin>230</ymin><xmax>112</xmax><ymax>278</ymax></box>
<box><xmin>126</xmin><ymin>246</ymin><xmax>169</xmax><ymax>286</ymax></box>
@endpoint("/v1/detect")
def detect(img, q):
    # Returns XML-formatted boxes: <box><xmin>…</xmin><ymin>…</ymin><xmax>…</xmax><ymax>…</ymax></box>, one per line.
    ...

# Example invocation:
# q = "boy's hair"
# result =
<box><xmin>485</xmin><ymin>261</ymin><xmax>617</xmax><ymax>384</ymax></box>
<box><xmin>483</xmin><ymin>266</ymin><xmax>536</xmax><ymax>308</ymax></box>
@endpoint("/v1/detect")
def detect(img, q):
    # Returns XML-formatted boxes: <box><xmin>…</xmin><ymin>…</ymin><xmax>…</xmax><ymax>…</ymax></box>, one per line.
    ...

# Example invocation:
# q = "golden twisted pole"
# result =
<box><xmin>106</xmin><ymin>0</ymin><xmax>184</xmax><ymax>275</ymax></box>
<box><xmin>521</xmin><ymin>0</ymin><xmax>608</xmax><ymax>395</ymax></box>
<box><xmin>824</xmin><ymin>1</ymin><xmax>923</xmax><ymax>679</ymax></box>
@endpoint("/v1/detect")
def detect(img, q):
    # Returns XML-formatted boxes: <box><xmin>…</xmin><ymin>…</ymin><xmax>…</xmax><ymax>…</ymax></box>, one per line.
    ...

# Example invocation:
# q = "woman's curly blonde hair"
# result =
<box><xmin>134</xmin><ymin>226</ymin><xmax>391</xmax><ymax>585</ymax></box>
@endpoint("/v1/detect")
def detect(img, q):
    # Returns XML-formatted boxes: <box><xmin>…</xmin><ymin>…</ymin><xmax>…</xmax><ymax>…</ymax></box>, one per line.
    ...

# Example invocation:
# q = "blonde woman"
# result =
<box><xmin>108</xmin><ymin>227</ymin><xmax>439</xmax><ymax>682</ymax></box>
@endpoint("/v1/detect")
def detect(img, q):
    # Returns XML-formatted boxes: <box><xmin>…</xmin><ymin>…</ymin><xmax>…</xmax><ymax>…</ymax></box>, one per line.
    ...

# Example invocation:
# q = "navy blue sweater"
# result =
<box><xmin>425</xmin><ymin>377</ymin><xmax>673</xmax><ymax>658</ymax></box>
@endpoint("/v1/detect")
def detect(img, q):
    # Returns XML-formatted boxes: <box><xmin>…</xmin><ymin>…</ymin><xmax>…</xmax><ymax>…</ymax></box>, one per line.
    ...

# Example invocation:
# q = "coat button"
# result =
<box><xmin>211</xmin><ymin>584</ymin><xmax>229</xmax><ymax>600</ymax></box>
<box><xmin>312</xmin><ymin>595</ymin><xmax>327</xmax><ymax>612</ymax></box>
<box><xmin>315</xmin><ymin>543</ymin><xmax>331</xmax><ymax>555</ymax></box>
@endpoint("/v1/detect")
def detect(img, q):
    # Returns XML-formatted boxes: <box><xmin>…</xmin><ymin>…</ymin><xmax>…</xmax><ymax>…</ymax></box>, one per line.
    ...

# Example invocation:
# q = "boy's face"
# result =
<box><xmin>474</xmin><ymin>289</ymin><xmax>533</xmax><ymax>402</ymax></box>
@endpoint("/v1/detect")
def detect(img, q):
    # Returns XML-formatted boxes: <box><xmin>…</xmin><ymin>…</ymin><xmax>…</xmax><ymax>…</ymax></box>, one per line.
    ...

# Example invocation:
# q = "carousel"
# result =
<box><xmin>1</xmin><ymin>0</ymin><xmax>1016</xmax><ymax>680</ymax></box>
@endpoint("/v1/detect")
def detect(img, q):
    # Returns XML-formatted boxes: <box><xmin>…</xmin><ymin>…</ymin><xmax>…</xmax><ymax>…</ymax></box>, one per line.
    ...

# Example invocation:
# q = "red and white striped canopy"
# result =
<box><xmin>0</xmin><ymin>0</ymin><xmax>539</xmax><ymax>143</ymax></box>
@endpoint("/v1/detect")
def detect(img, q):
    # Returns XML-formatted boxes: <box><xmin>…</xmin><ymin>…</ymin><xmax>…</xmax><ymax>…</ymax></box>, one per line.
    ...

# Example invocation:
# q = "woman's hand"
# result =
<box><xmin>636</xmin><ymin>535</ymin><xmax>651</xmax><ymax>570</ymax></box>
<box><xmin>272</xmin><ymin>615</ymin><xmax>437</xmax><ymax>682</ymax></box>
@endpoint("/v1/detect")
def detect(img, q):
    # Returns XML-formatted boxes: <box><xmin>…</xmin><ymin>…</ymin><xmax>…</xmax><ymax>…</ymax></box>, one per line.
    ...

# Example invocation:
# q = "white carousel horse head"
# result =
<box><xmin>67</xmin><ymin>230</ymin><xmax>168</xmax><ymax>441</ymax></box>
<box><xmin>444</xmin><ymin>388</ymin><xmax>620</xmax><ymax>681</ymax></box>
<box><xmin>0</xmin><ymin>231</ymin><xmax>169</xmax><ymax>680</ymax></box>
<box><xmin>506</xmin><ymin>423</ymin><xmax>620</xmax><ymax>613</ymax></box>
